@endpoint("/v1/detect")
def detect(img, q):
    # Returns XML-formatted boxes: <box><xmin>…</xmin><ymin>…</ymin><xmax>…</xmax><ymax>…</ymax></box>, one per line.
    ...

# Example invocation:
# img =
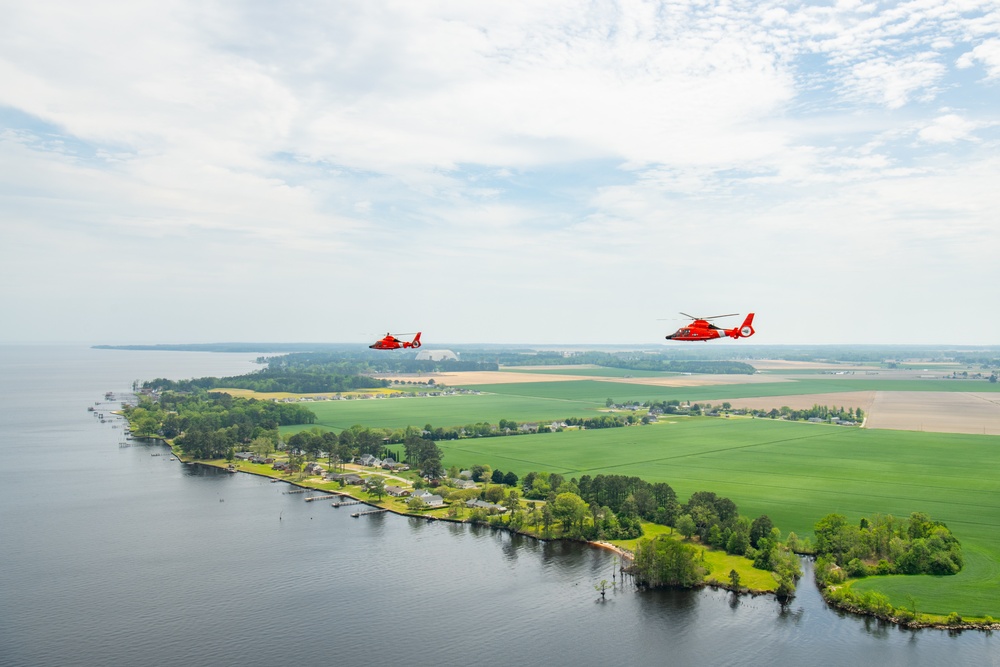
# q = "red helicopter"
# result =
<box><xmin>369</xmin><ymin>332</ymin><xmax>422</xmax><ymax>350</ymax></box>
<box><xmin>665</xmin><ymin>313</ymin><xmax>755</xmax><ymax>342</ymax></box>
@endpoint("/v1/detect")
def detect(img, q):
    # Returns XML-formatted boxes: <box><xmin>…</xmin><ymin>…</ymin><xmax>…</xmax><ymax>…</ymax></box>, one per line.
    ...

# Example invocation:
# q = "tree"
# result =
<box><xmin>367</xmin><ymin>477</ymin><xmax>386</xmax><ymax>501</ymax></box>
<box><xmin>729</xmin><ymin>569</ymin><xmax>741</xmax><ymax>591</ymax></box>
<box><xmin>421</xmin><ymin>457</ymin><xmax>444</xmax><ymax>480</ymax></box>
<box><xmin>552</xmin><ymin>492</ymin><xmax>589</xmax><ymax>536</ymax></box>
<box><xmin>250</xmin><ymin>435</ymin><xmax>274</xmax><ymax>459</ymax></box>
<box><xmin>750</xmin><ymin>515</ymin><xmax>774</xmax><ymax>549</ymax></box>
<box><xmin>541</xmin><ymin>503</ymin><xmax>554</xmax><ymax>536</ymax></box>
<box><xmin>676</xmin><ymin>514</ymin><xmax>696</xmax><ymax>540</ymax></box>
<box><xmin>632</xmin><ymin>536</ymin><xmax>706</xmax><ymax>588</ymax></box>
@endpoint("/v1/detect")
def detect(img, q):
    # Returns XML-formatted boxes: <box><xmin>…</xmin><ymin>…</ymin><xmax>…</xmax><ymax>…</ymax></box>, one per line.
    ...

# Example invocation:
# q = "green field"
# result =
<box><xmin>297</xmin><ymin>392</ymin><xmax>608</xmax><ymax>433</ymax></box>
<box><xmin>464</xmin><ymin>378</ymin><xmax>1000</xmax><ymax>403</ymax></box>
<box><xmin>500</xmin><ymin>366</ymin><xmax>683</xmax><ymax>378</ymax></box>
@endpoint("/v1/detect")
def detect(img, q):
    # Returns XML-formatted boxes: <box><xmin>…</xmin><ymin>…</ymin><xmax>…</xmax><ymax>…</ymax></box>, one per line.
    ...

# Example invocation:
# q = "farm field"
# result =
<box><xmin>435</xmin><ymin>417</ymin><xmax>1000</xmax><ymax>618</ymax></box>
<box><xmin>499</xmin><ymin>365</ymin><xmax>684</xmax><ymax>378</ymax></box>
<box><xmin>456</xmin><ymin>377</ymin><xmax>1000</xmax><ymax>402</ymax></box>
<box><xmin>297</xmin><ymin>392</ymin><xmax>607</xmax><ymax>433</ymax></box>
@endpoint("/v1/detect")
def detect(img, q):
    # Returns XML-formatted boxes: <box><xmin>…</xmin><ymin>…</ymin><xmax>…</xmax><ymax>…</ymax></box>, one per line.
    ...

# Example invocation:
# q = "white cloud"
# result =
<box><xmin>957</xmin><ymin>38</ymin><xmax>1000</xmax><ymax>77</ymax></box>
<box><xmin>918</xmin><ymin>113</ymin><xmax>981</xmax><ymax>142</ymax></box>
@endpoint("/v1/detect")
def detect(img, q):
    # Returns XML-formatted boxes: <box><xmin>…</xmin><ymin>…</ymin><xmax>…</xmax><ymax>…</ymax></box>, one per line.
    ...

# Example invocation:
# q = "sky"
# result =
<box><xmin>2</xmin><ymin>0</ymin><xmax>999</xmax><ymax>346</ymax></box>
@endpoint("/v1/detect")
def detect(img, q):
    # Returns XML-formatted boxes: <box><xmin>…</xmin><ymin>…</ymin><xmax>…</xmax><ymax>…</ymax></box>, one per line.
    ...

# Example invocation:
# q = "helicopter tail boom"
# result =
<box><xmin>730</xmin><ymin>313</ymin><xmax>755</xmax><ymax>338</ymax></box>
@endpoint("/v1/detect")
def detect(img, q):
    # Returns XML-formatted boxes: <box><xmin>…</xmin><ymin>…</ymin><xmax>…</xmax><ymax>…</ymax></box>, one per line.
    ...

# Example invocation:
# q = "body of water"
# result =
<box><xmin>1</xmin><ymin>345</ymin><xmax>997</xmax><ymax>667</ymax></box>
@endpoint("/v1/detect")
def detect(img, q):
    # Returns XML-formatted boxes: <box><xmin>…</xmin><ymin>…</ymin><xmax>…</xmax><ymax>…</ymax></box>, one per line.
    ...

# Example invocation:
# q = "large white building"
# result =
<box><xmin>415</xmin><ymin>349</ymin><xmax>458</xmax><ymax>361</ymax></box>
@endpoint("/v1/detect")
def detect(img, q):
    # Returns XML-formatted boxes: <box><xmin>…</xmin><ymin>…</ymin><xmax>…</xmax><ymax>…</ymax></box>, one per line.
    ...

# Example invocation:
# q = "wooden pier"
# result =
<box><xmin>351</xmin><ymin>508</ymin><xmax>388</xmax><ymax>517</ymax></box>
<box><xmin>332</xmin><ymin>500</ymin><xmax>362</xmax><ymax>508</ymax></box>
<box><xmin>304</xmin><ymin>494</ymin><xmax>344</xmax><ymax>502</ymax></box>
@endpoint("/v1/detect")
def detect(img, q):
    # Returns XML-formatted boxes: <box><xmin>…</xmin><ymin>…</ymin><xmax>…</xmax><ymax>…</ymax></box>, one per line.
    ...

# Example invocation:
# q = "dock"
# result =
<box><xmin>332</xmin><ymin>500</ymin><xmax>362</xmax><ymax>508</ymax></box>
<box><xmin>304</xmin><ymin>494</ymin><xmax>344</xmax><ymax>502</ymax></box>
<box><xmin>351</xmin><ymin>508</ymin><xmax>388</xmax><ymax>517</ymax></box>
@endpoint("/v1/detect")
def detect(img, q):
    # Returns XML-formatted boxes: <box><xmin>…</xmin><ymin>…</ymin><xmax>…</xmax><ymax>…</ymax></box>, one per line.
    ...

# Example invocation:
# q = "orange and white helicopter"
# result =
<box><xmin>369</xmin><ymin>332</ymin><xmax>422</xmax><ymax>350</ymax></box>
<box><xmin>665</xmin><ymin>313</ymin><xmax>755</xmax><ymax>342</ymax></box>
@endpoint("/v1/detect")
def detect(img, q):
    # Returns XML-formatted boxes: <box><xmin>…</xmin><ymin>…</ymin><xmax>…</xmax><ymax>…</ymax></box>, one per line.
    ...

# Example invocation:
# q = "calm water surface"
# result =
<box><xmin>1</xmin><ymin>346</ymin><xmax>997</xmax><ymax>667</ymax></box>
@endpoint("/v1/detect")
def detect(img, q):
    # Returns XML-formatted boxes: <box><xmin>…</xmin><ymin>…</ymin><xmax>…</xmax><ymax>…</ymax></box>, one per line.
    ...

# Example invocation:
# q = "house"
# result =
<box><xmin>422</xmin><ymin>494</ymin><xmax>445</xmax><ymax>508</ymax></box>
<box><xmin>451</xmin><ymin>478</ymin><xmax>478</xmax><ymax>490</ymax></box>
<box><xmin>304</xmin><ymin>462</ymin><xmax>324</xmax><ymax>475</ymax></box>
<box><xmin>381</xmin><ymin>458</ymin><xmax>404</xmax><ymax>471</ymax></box>
<box><xmin>519</xmin><ymin>423</ymin><xmax>539</xmax><ymax>433</ymax></box>
<box><xmin>385</xmin><ymin>485</ymin><xmax>410</xmax><ymax>497</ymax></box>
<box><xmin>328</xmin><ymin>473</ymin><xmax>364</xmax><ymax>485</ymax></box>
<box><xmin>465</xmin><ymin>499</ymin><xmax>506</xmax><ymax>513</ymax></box>
<box><xmin>358</xmin><ymin>454</ymin><xmax>381</xmax><ymax>467</ymax></box>
<box><xmin>410</xmin><ymin>488</ymin><xmax>434</xmax><ymax>499</ymax></box>
<box><xmin>234</xmin><ymin>451</ymin><xmax>254</xmax><ymax>461</ymax></box>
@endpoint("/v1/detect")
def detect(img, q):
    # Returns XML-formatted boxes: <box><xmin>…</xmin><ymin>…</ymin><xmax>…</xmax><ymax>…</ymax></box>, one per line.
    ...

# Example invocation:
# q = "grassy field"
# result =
<box><xmin>465</xmin><ymin>378</ymin><xmax>1000</xmax><ymax>403</ymax></box>
<box><xmin>297</xmin><ymin>392</ymin><xmax>609</xmax><ymax>432</ymax></box>
<box><xmin>500</xmin><ymin>366</ymin><xmax>683</xmax><ymax>378</ymax></box>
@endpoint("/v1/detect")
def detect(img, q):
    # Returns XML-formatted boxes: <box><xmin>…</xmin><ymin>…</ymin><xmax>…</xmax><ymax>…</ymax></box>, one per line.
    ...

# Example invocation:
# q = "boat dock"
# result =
<box><xmin>304</xmin><ymin>494</ymin><xmax>345</xmax><ymax>502</ymax></box>
<box><xmin>351</xmin><ymin>508</ymin><xmax>388</xmax><ymax>517</ymax></box>
<box><xmin>332</xmin><ymin>500</ymin><xmax>362</xmax><ymax>508</ymax></box>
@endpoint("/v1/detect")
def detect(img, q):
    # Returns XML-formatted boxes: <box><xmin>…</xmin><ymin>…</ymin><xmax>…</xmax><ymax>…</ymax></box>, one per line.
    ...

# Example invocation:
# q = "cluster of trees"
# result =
<box><xmin>124</xmin><ymin>393</ymin><xmax>316</xmax><ymax>459</ymax></box>
<box><xmin>461</xmin><ymin>464</ymin><xmax>519</xmax><ymax>487</ymax></box>
<box><xmin>631</xmin><ymin>537</ymin><xmax>706</xmax><ymax>588</ymax></box>
<box><xmin>576</xmin><ymin>474</ymin><xmax>679</xmax><ymax>524</ymax></box>
<box><xmin>562</xmin><ymin>415</ymin><xmax>631</xmax><ymax>429</ymax></box>
<box><xmin>286</xmin><ymin>425</ymin><xmax>444</xmax><ymax>478</ymax></box>
<box><xmin>514</xmin><ymin>472</ymin><xmax>642</xmax><ymax>539</ymax></box>
<box><xmin>756</xmin><ymin>405</ymin><xmax>864</xmax><ymax>422</ymax></box>
<box><xmin>813</xmin><ymin>512</ymin><xmax>963</xmax><ymax>581</ymax></box>
<box><xmin>144</xmin><ymin>369</ymin><xmax>386</xmax><ymax>394</ymax></box>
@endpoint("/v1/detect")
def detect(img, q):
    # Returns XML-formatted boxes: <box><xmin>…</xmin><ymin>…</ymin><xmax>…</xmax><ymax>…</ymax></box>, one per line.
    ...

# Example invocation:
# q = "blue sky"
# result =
<box><xmin>2</xmin><ymin>0</ymin><xmax>999</xmax><ymax>345</ymax></box>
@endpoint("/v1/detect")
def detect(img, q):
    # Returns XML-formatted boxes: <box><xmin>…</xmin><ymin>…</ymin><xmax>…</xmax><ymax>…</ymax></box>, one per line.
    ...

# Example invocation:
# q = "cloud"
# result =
<box><xmin>957</xmin><ymin>38</ymin><xmax>1000</xmax><ymax>78</ymax></box>
<box><xmin>918</xmin><ymin>112</ymin><xmax>982</xmax><ymax>142</ymax></box>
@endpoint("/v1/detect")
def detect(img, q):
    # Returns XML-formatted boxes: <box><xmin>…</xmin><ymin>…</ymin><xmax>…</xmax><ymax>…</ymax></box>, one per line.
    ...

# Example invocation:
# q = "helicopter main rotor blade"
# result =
<box><xmin>702</xmin><ymin>313</ymin><xmax>740</xmax><ymax>320</ymax></box>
